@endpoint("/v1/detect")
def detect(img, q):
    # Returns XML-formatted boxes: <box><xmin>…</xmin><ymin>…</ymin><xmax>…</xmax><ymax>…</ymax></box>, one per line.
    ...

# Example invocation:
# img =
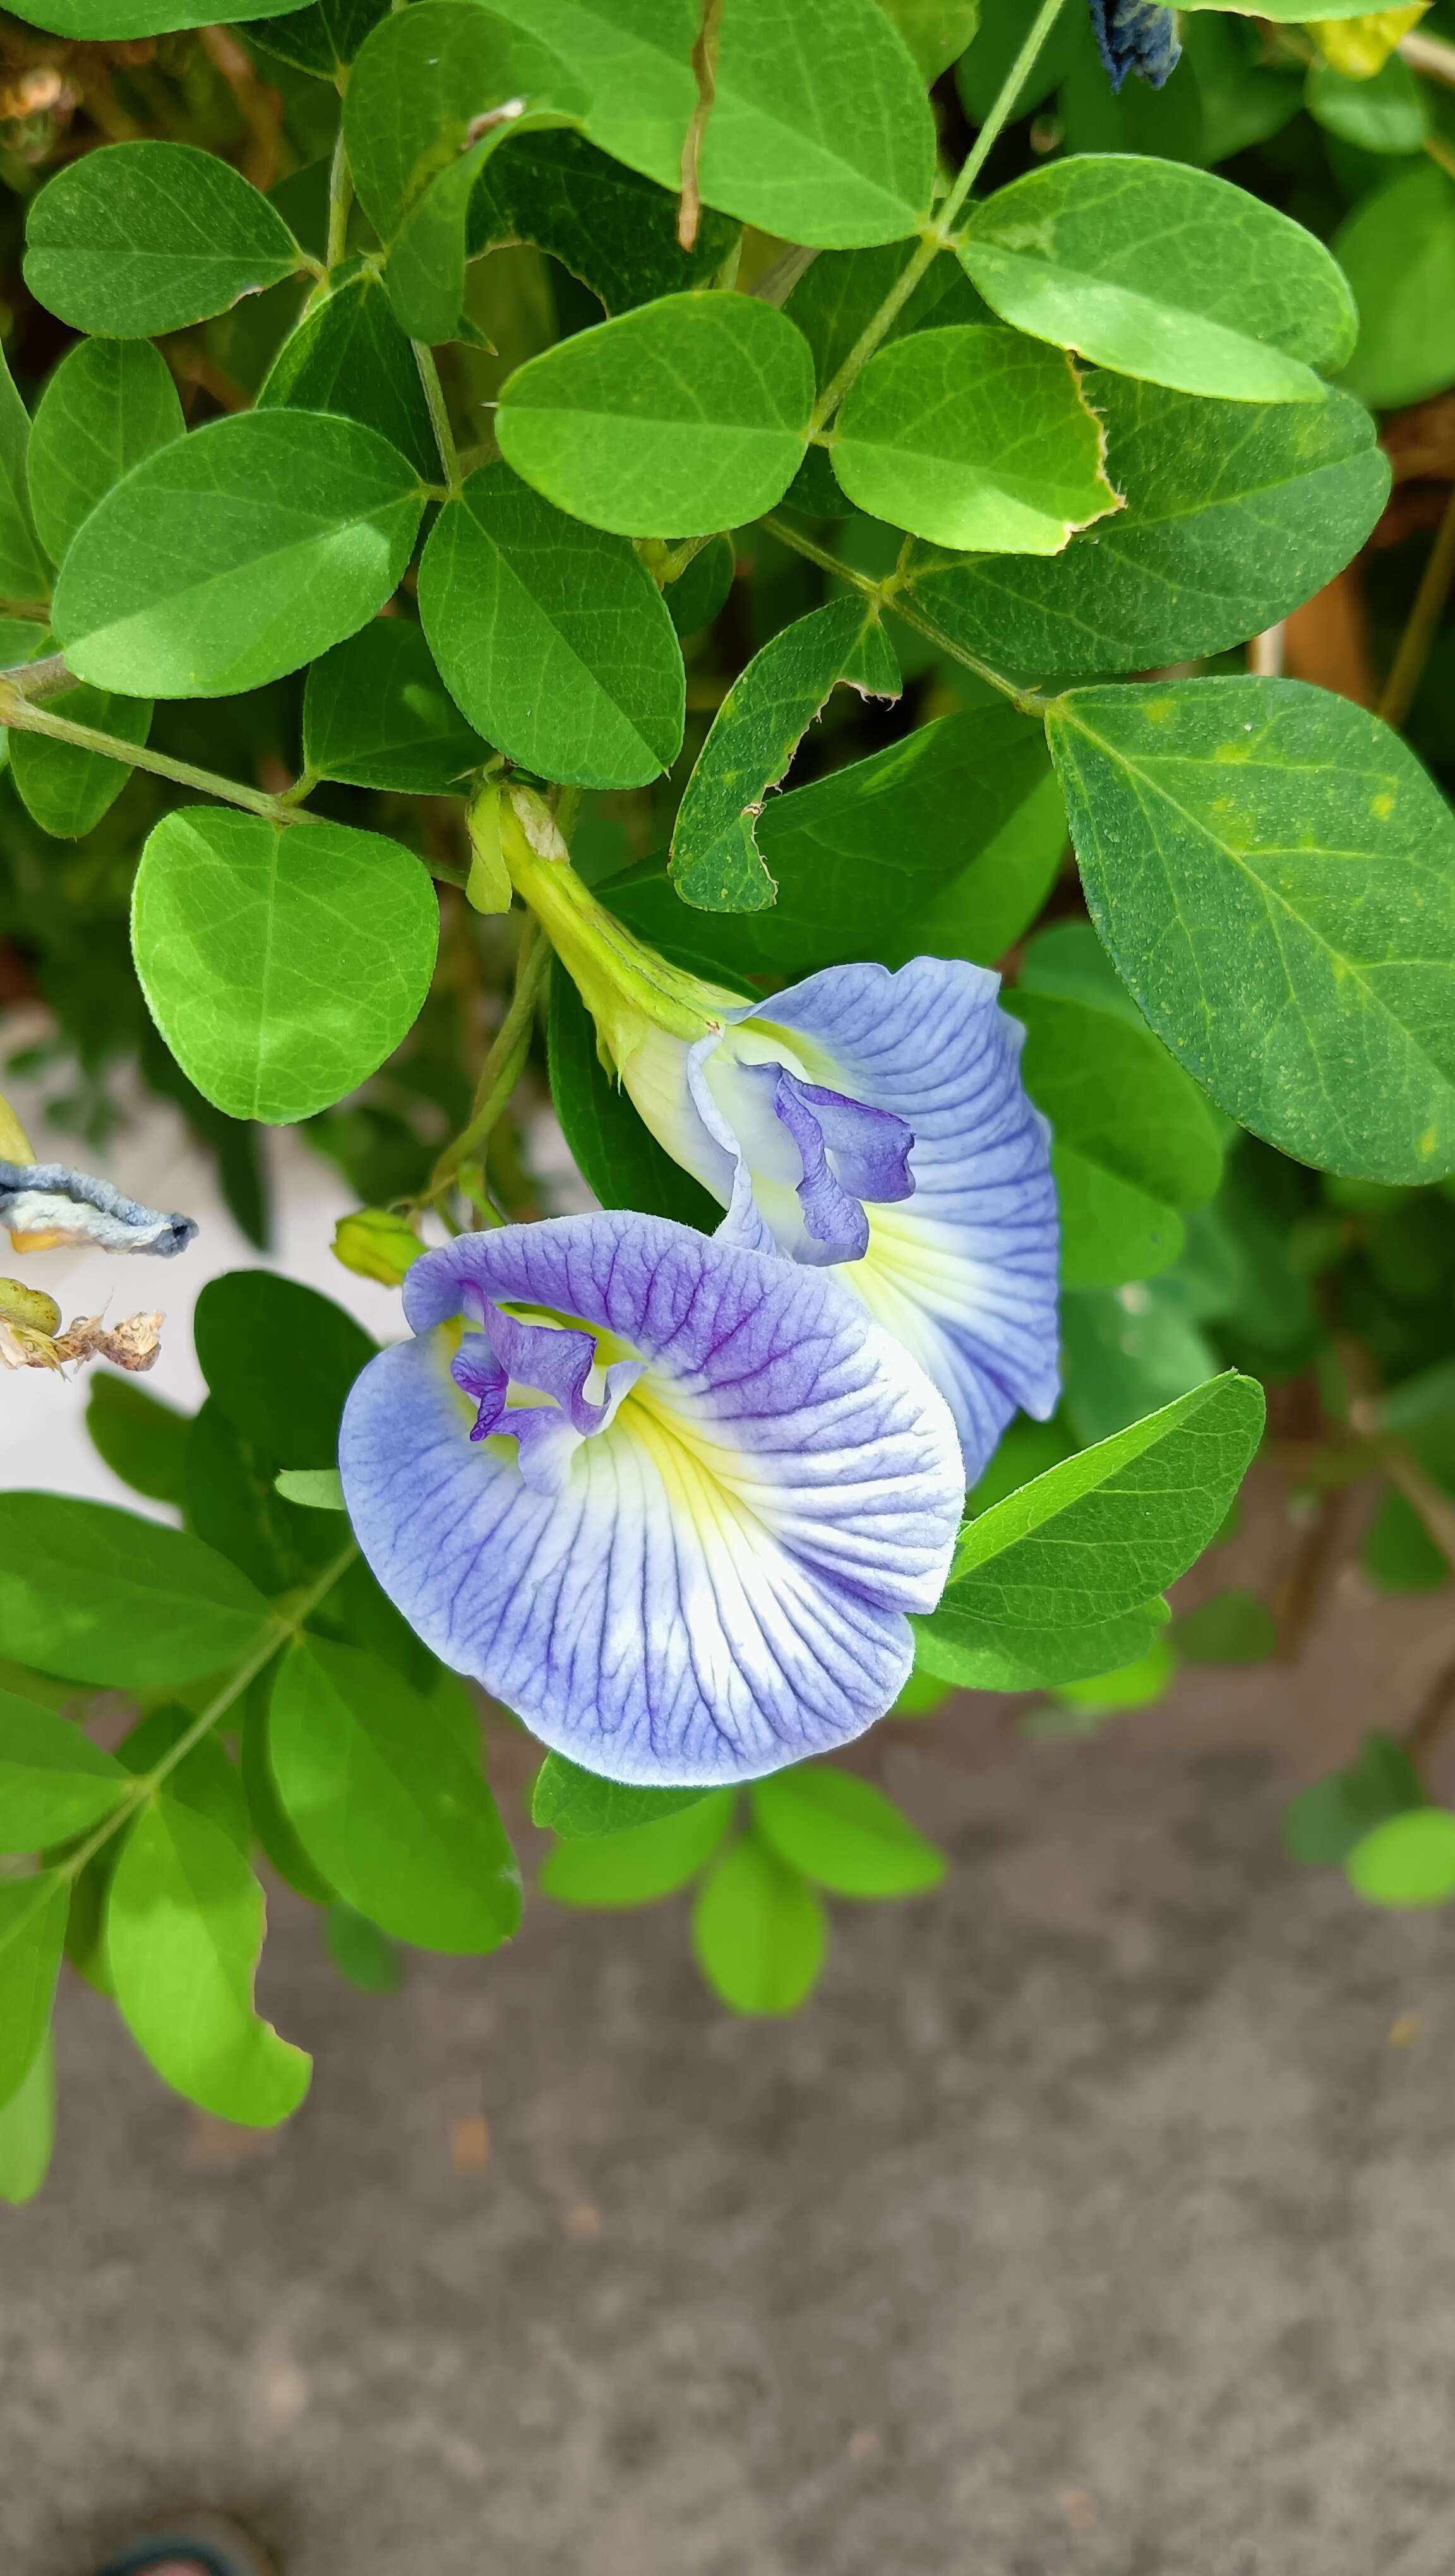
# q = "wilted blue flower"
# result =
<box><xmin>339</xmin><ymin>1211</ymin><xmax>963</xmax><ymax>1787</ymax></box>
<box><xmin>616</xmin><ymin>957</ymin><xmax>1059</xmax><ymax>1483</ymax></box>
<box><xmin>1088</xmin><ymin>0</ymin><xmax>1180</xmax><ymax>89</ymax></box>
<box><xmin>0</xmin><ymin>1162</ymin><xmax>197</xmax><ymax>1258</ymax></box>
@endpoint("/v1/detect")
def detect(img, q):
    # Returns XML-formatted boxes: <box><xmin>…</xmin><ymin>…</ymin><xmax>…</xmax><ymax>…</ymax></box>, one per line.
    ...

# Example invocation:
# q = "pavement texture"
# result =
<box><xmin>6</xmin><ymin>1499</ymin><xmax>1455</xmax><ymax>2576</ymax></box>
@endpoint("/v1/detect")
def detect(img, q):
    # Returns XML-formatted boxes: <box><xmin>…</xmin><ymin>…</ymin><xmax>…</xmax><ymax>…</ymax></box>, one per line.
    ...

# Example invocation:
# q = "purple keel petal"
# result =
<box><xmin>340</xmin><ymin>1211</ymin><xmax>963</xmax><ymax>1787</ymax></box>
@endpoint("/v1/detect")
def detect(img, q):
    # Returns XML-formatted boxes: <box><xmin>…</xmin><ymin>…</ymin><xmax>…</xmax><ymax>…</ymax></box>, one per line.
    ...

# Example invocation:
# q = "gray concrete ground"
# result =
<box><xmin>5</xmin><ymin>1510</ymin><xmax>1455</xmax><ymax>2576</ymax></box>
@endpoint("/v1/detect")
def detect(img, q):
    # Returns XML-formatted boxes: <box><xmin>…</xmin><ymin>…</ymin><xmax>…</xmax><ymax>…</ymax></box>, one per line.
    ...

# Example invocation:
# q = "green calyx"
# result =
<box><xmin>496</xmin><ymin>783</ymin><xmax>742</xmax><ymax>1072</ymax></box>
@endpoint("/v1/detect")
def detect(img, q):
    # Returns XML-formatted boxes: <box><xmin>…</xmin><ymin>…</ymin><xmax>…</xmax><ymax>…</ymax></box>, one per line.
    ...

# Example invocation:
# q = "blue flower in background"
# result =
<box><xmin>0</xmin><ymin>1160</ymin><xmax>197</xmax><ymax>1256</ymax></box>
<box><xmin>1088</xmin><ymin>0</ymin><xmax>1181</xmax><ymax>90</ymax></box>
<box><xmin>339</xmin><ymin>1211</ymin><xmax>963</xmax><ymax>1787</ymax></box>
<box><xmin>616</xmin><ymin>957</ymin><xmax>1060</xmax><ymax>1484</ymax></box>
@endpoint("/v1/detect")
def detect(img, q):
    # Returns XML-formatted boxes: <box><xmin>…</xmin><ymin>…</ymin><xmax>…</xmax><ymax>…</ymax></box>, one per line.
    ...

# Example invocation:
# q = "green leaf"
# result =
<box><xmin>959</xmin><ymin>155</ymin><xmax>1355</xmax><ymax>402</ymax></box>
<box><xmin>27</xmin><ymin>340</ymin><xmax>184</xmax><ymax>569</ymax></box>
<box><xmin>878</xmin><ymin>0</ymin><xmax>979</xmax><ymax>80</ymax></box>
<box><xmin>344</xmin><ymin>1</ymin><xmax>580</xmax><ymax>243</ymax></box>
<box><xmin>242</xmin><ymin>0</ymin><xmax>389</xmax><ymax>73</ymax></box>
<box><xmin>1285</xmin><ymin>1732</ymin><xmax>1423</xmax><ymax>1866</ymax></box>
<box><xmin>957</xmin><ymin>0</ymin><xmax>1082</xmax><ymax>121</ymax></box>
<box><xmin>327</xmin><ymin>1900</ymin><xmax>401</xmax><ymax>1992</ymax></box>
<box><xmin>1060</xmin><ymin>1279</ymin><xmax>1221</xmax><ymax>1446</ymax></box>
<box><xmin>0</xmin><ymin>1690</ymin><xmax>128</xmax><ymax>1851</ymax></box>
<box><xmin>468</xmin><ymin>125</ymin><xmax>739</xmax><ymax>312</ymax></box>
<box><xmin>186</xmin><ymin>1398</ymin><xmax>308</xmax><ymax>1597</ymax></box>
<box><xmin>1046</xmin><ymin>677</ymin><xmax>1455</xmax><ymax>1186</ymax></box>
<box><xmin>1180</xmin><ymin>0</ymin><xmax>1379</xmax><ymax>15</ymax></box>
<box><xmin>785</xmin><ymin>239</ymin><xmax>983</xmax><ymax>404</ymax></box>
<box><xmin>1173</xmin><ymin>1587</ymin><xmax>1276</xmax><ymax>1663</ymax></box>
<box><xmin>833</xmin><ymin>325</ymin><xmax>1117</xmax><ymax>553</ymax></box>
<box><xmin>270</xmin><ymin>1637</ymin><xmax>520</xmax><ymax>1954</ymax></box>
<box><xmin>1047</xmin><ymin>1629</ymin><xmax>1177</xmax><ymax>1720</ymax></box>
<box><xmin>1009</xmin><ymin>989</ymin><xmax>1224</xmax><ymax>1289</ymax></box>
<box><xmin>0</xmin><ymin>1494</ymin><xmax>270</xmax><ymax>1688</ymax></box>
<box><xmin>107</xmin><ymin>1796</ymin><xmax>311</xmax><ymax>2125</ymax></box>
<box><xmin>489</xmin><ymin>0</ymin><xmax>936</xmax><ymax>246</ymax></box>
<box><xmin>751</xmin><ymin>1765</ymin><xmax>945</xmax><ymax>1897</ymax></box>
<box><xmin>389</xmin><ymin>106</ymin><xmax>580</xmax><ymax>346</ymax></box>
<box><xmin>496</xmin><ymin>290</ymin><xmax>814</xmax><ymax>539</ymax></box>
<box><xmin>53</xmin><ymin>410</ymin><xmax>424</xmax><ymax>700</ymax></box>
<box><xmin>901</xmin><ymin>379</ymin><xmax>1389</xmax><ymax>677</ymax></box>
<box><xmin>935</xmin><ymin>1373</ymin><xmax>1264</xmax><ymax>1645</ymax></box>
<box><xmin>539</xmin><ymin>1788</ymin><xmax>736</xmax><ymax>1906</ymax></box>
<box><xmin>1306</xmin><ymin>54</ymin><xmax>1425</xmax><ymax>155</ymax></box>
<box><xmin>531</xmin><ymin>1751</ymin><xmax>711</xmax><ymax>1837</ymax></box>
<box><xmin>911</xmin><ymin>1598</ymin><xmax>1167</xmax><ymax>1691</ymax></box>
<box><xmin>304</xmin><ymin>620</ymin><xmax>489</xmax><ymax>796</ymax></box>
<box><xmin>665</xmin><ymin>533</ymin><xmax>736</xmax><ymax>639</ymax></box>
<box><xmin>0</xmin><ymin>345</ymin><xmax>49</xmax><ymax>604</ymax></box>
<box><xmin>131</xmin><ymin>806</ymin><xmax>439</xmax><ymax>1124</ymax></box>
<box><xmin>417</xmin><ymin>462</ymin><xmax>683</xmax><ymax>789</ymax></box>
<box><xmin>547</xmin><ymin>966</ymin><xmax>725</xmax><ymax>1229</ymax></box>
<box><xmin>240</xmin><ymin>1672</ymin><xmax>336</xmax><ymax>1905</ymax></box>
<box><xmin>195</xmin><ymin>1270</ymin><xmax>375</xmax><ymax>1470</ymax></box>
<box><xmin>9</xmin><ymin>681</ymin><xmax>152</xmax><ymax>839</ymax></box>
<box><xmin>691</xmin><ymin>1832</ymin><xmax>826</xmax><ymax>2015</ymax></box>
<box><xmin>258</xmin><ymin>270</ymin><xmax>440</xmax><ymax>484</ymax></box>
<box><xmin>24</xmin><ymin>143</ymin><xmax>301</xmax><ymax>338</ymax></box>
<box><xmin>1333</xmin><ymin>165</ymin><xmax>1455</xmax><ymax>413</ymax></box>
<box><xmin>1362</xmin><ymin>1486</ymin><xmax>1450</xmax><ymax>1594</ymax></box>
<box><xmin>12</xmin><ymin>0</ymin><xmax>320</xmax><ymax>32</ymax></box>
<box><xmin>670</xmin><ymin>595</ymin><xmax>898</xmax><ymax>912</ymax></box>
<box><xmin>0</xmin><ymin>2030</ymin><xmax>54</xmax><ymax>2205</ymax></box>
<box><xmin>1346</xmin><ymin>1808</ymin><xmax>1455</xmax><ymax>1910</ymax></box>
<box><xmin>275</xmin><ymin>1469</ymin><xmax>346</xmax><ymax>1511</ymax></box>
<box><xmin>85</xmin><ymin>1371</ymin><xmax>191</xmax><ymax>1506</ymax></box>
<box><xmin>0</xmin><ymin>1876</ymin><xmax>66</xmax><ymax>2111</ymax></box>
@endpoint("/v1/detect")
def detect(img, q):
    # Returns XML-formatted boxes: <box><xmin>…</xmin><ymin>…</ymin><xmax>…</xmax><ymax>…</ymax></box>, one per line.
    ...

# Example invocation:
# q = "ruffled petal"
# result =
<box><xmin>340</xmin><ymin>1211</ymin><xmax>962</xmax><ymax>1787</ymax></box>
<box><xmin>744</xmin><ymin>958</ymin><xmax>1059</xmax><ymax>1479</ymax></box>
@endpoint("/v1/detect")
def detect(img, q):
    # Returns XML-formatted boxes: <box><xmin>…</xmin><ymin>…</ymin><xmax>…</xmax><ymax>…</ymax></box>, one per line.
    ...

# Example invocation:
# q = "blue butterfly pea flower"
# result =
<box><xmin>338</xmin><ymin>1210</ymin><xmax>964</xmax><ymax>1787</ymax></box>
<box><xmin>617</xmin><ymin>957</ymin><xmax>1060</xmax><ymax>1484</ymax></box>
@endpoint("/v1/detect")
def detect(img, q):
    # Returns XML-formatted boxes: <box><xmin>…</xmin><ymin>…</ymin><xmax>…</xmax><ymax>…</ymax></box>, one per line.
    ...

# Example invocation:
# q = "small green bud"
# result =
<box><xmin>465</xmin><ymin>784</ymin><xmax>513</xmax><ymax>916</ymax></box>
<box><xmin>332</xmin><ymin>1208</ymin><xmax>422</xmax><ymax>1287</ymax></box>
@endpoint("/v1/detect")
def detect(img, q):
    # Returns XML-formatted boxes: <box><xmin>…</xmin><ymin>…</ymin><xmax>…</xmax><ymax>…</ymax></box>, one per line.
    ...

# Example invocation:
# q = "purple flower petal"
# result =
<box><xmin>340</xmin><ymin>1210</ymin><xmax>962</xmax><ymax>1786</ymax></box>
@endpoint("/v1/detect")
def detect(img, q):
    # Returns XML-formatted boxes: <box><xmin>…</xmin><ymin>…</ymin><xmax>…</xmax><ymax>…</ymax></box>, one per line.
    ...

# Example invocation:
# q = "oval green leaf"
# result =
<box><xmin>24</xmin><ymin>142</ymin><xmax>302</xmax><ymax>338</ymax></box>
<box><xmin>53</xmin><ymin>410</ymin><xmax>424</xmax><ymax>699</ymax></box>
<box><xmin>690</xmin><ymin>1833</ymin><xmax>826</xmax><ymax>2015</ymax></box>
<box><xmin>0</xmin><ymin>1876</ymin><xmax>67</xmax><ymax>2112</ymax></box>
<box><xmin>9</xmin><ymin>683</ymin><xmax>152</xmax><ymax>840</ymax></box>
<box><xmin>530</xmin><ymin>1750</ymin><xmax>711</xmax><ymax>1839</ymax></box>
<box><xmin>959</xmin><ymin>155</ymin><xmax>1356</xmax><ymax>402</ymax></box>
<box><xmin>8</xmin><ymin>0</ymin><xmax>320</xmax><ymax>31</ymax></box>
<box><xmin>0</xmin><ymin>1690</ymin><xmax>129</xmax><ymax>1851</ymax></box>
<box><xmin>0</xmin><ymin>1494</ymin><xmax>271</xmax><ymax>1688</ymax></box>
<box><xmin>0</xmin><ymin>347</ymin><xmax>49</xmax><ymax>604</ymax></box>
<box><xmin>1333</xmin><ymin>165</ymin><xmax>1455</xmax><ymax>413</ymax></box>
<box><xmin>108</xmin><ymin>1797</ymin><xmax>311</xmax><ymax>2125</ymax></box>
<box><xmin>902</xmin><ymin>379</ymin><xmax>1389</xmax><ymax>677</ymax></box>
<box><xmin>496</xmin><ymin>290</ymin><xmax>813</xmax><ymax>538</ymax></box>
<box><xmin>834</xmin><ymin>325</ymin><xmax>1117</xmax><ymax>554</ymax></box>
<box><xmin>27</xmin><ymin>338</ymin><xmax>184</xmax><ymax>566</ymax></box>
<box><xmin>133</xmin><ymin>806</ymin><xmax>438</xmax><ymax>1124</ymax></box>
<box><xmin>417</xmin><ymin>462</ymin><xmax>684</xmax><ymax>787</ymax></box>
<box><xmin>751</xmin><ymin>1765</ymin><xmax>945</xmax><ymax>1897</ymax></box>
<box><xmin>257</xmin><ymin>268</ymin><xmax>439</xmax><ymax>484</ymax></box>
<box><xmin>270</xmin><ymin>1637</ymin><xmax>520</xmax><ymax>1954</ymax></box>
<box><xmin>1046</xmin><ymin>677</ymin><xmax>1455</xmax><ymax>1183</ymax></box>
<box><xmin>1346</xmin><ymin>1808</ymin><xmax>1455</xmax><ymax>1910</ymax></box>
<box><xmin>539</xmin><ymin>1789</ymin><xmax>736</xmax><ymax>1907</ymax></box>
<box><xmin>195</xmin><ymin>1269</ymin><xmax>376</xmax><ymax>1470</ymax></box>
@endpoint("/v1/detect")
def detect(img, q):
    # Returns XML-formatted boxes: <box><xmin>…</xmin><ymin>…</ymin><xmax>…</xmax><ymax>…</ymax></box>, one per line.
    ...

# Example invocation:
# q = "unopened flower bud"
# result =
<box><xmin>333</xmin><ymin>1208</ymin><xmax>423</xmax><ymax>1287</ymax></box>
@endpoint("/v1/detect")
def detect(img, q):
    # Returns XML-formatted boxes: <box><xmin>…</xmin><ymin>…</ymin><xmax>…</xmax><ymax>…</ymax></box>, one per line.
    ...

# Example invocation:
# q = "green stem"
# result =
<box><xmin>940</xmin><ymin>0</ymin><xmax>1070</xmax><ymax>227</ymax></box>
<box><xmin>1379</xmin><ymin>477</ymin><xmax>1455</xmax><ymax>732</ymax></box>
<box><xmin>757</xmin><ymin>512</ymin><xmax>1038</xmax><ymax>710</ymax></box>
<box><xmin>0</xmin><ymin>652</ymin><xmax>73</xmax><ymax>702</ymax></box>
<box><xmin>0</xmin><ymin>1542</ymin><xmax>358</xmax><ymax>1964</ymax></box>
<box><xmin>428</xmin><ymin>914</ymin><xmax>549</xmax><ymax>1198</ymax></box>
<box><xmin>414</xmin><ymin>341</ymin><xmax>463</xmax><ymax>498</ymax></box>
<box><xmin>0</xmin><ymin>681</ymin><xmax>309</xmax><ymax>825</ymax></box>
<box><xmin>326</xmin><ymin>122</ymin><xmax>354</xmax><ymax>272</ymax></box>
<box><xmin>809</xmin><ymin>0</ymin><xmax>1070</xmax><ymax>432</ymax></box>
